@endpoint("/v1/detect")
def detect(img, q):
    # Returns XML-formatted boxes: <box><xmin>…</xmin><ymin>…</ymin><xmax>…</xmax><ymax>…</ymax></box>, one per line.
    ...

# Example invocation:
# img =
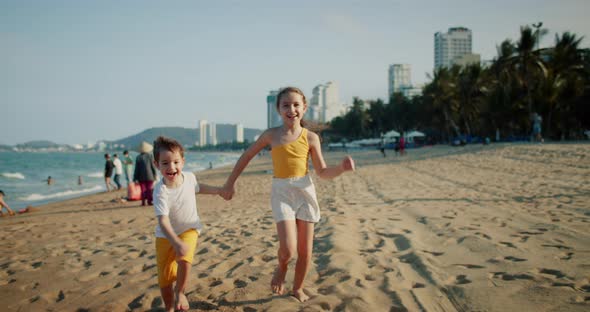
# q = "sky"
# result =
<box><xmin>1</xmin><ymin>0</ymin><xmax>589</xmax><ymax>145</ymax></box>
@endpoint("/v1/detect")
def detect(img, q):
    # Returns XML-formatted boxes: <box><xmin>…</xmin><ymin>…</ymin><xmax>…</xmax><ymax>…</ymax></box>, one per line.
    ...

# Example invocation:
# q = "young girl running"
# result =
<box><xmin>221</xmin><ymin>86</ymin><xmax>355</xmax><ymax>302</ymax></box>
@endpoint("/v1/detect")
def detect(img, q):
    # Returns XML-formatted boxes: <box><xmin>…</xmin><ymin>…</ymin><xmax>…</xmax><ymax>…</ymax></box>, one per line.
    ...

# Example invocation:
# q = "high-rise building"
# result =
<box><xmin>309</xmin><ymin>81</ymin><xmax>341</xmax><ymax>123</ymax></box>
<box><xmin>198</xmin><ymin>120</ymin><xmax>208</xmax><ymax>146</ymax></box>
<box><xmin>207</xmin><ymin>122</ymin><xmax>217</xmax><ymax>146</ymax></box>
<box><xmin>235</xmin><ymin>124</ymin><xmax>244</xmax><ymax>143</ymax></box>
<box><xmin>434</xmin><ymin>27</ymin><xmax>474</xmax><ymax>69</ymax></box>
<box><xmin>267</xmin><ymin>90</ymin><xmax>282</xmax><ymax>129</ymax></box>
<box><xmin>197</xmin><ymin>120</ymin><xmax>217</xmax><ymax>146</ymax></box>
<box><xmin>388</xmin><ymin>64</ymin><xmax>412</xmax><ymax>99</ymax></box>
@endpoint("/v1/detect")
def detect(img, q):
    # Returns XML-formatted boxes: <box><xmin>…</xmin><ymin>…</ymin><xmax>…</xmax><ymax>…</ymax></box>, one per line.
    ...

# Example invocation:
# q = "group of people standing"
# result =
<box><xmin>103</xmin><ymin>144</ymin><xmax>158</xmax><ymax>206</ymax></box>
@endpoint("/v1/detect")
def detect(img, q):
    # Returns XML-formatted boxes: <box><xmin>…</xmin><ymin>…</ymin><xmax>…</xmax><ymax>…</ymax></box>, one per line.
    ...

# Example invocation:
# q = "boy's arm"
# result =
<box><xmin>157</xmin><ymin>215</ymin><xmax>189</xmax><ymax>258</ymax></box>
<box><xmin>223</xmin><ymin>129</ymin><xmax>272</xmax><ymax>196</ymax></box>
<box><xmin>309</xmin><ymin>131</ymin><xmax>355</xmax><ymax>179</ymax></box>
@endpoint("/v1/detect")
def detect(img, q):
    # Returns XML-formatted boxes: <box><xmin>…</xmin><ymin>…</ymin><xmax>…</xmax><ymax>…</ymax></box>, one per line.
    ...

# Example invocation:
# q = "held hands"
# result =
<box><xmin>219</xmin><ymin>184</ymin><xmax>235</xmax><ymax>201</ymax></box>
<box><xmin>341</xmin><ymin>156</ymin><xmax>355</xmax><ymax>172</ymax></box>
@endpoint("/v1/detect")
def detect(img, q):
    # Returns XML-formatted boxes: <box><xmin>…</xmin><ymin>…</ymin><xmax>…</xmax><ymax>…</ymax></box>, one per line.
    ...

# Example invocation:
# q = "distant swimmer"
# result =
<box><xmin>46</xmin><ymin>176</ymin><xmax>54</xmax><ymax>185</ymax></box>
<box><xmin>78</xmin><ymin>175</ymin><xmax>83</xmax><ymax>185</ymax></box>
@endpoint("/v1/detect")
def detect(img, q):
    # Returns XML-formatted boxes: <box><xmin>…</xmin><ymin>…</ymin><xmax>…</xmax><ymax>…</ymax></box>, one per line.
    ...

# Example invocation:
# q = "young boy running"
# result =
<box><xmin>152</xmin><ymin>136</ymin><xmax>226</xmax><ymax>311</ymax></box>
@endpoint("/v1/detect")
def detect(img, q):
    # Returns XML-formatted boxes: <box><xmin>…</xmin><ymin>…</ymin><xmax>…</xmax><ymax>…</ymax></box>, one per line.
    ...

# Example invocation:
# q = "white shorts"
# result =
<box><xmin>271</xmin><ymin>175</ymin><xmax>320</xmax><ymax>223</ymax></box>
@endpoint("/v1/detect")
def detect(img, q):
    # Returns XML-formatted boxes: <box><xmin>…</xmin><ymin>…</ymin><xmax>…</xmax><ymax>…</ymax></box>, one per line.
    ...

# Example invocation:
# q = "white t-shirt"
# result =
<box><xmin>153</xmin><ymin>171</ymin><xmax>203</xmax><ymax>238</ymax></box>
<box><xmin>113</xmin><ymin>158</ymin><xmax>123</xmax><ymax>175</ymax></box>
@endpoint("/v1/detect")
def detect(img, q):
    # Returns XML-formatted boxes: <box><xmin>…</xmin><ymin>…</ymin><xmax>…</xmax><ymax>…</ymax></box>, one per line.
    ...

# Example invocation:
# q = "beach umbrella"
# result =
<box><xmin>384</xmin><ymin>130</ymin><xmax>400</xmax><ymax>138</ymax></box>
<box><xmin>138</xmin><ymin>141</ymin><xmax>153</xmax><ymax>153</ymax></box>
<box><xmin>406</xmin><ymin>131</ymin><xmax>425</xmax><ymax>138</ymax></box>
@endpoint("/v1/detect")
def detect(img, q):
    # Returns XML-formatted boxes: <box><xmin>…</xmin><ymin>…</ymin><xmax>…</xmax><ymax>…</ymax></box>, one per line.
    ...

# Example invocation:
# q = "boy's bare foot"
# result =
<box><xmin>292</xmin><ymin>288</ymin><xmax>310</xmax><ymax>302</ymax></box>
<box><xmin>271</xmin><ymin>267</ymin><xmax>287</xmax><ymax>295</ymax></box>
<box><xmin>175</xmin><ymin>292</ymin><xmax>189</xmax><ymax>311</ymax></box>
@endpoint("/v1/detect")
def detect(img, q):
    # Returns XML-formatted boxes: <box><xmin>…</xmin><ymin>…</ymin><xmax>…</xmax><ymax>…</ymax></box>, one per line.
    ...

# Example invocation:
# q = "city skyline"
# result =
<box><xmin>2</xmin><ymin>1</ymin><xmax>589</xmax><ymax>145</ymax></box>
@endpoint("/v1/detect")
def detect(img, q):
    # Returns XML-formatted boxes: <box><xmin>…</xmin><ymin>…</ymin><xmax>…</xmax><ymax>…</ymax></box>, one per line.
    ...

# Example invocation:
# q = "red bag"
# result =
<box><xmin>127</xmin><ymin>183</ymin><xmax>141</xmax><ymax>201</ymax></box>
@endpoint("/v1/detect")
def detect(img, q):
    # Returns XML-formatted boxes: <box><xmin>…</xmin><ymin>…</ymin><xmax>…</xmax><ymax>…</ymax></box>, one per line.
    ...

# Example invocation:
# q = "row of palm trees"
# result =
<box><xmin>329</xmin><ymin>25</ymin><xmax>589</xmax><ymax>142</ymax></box>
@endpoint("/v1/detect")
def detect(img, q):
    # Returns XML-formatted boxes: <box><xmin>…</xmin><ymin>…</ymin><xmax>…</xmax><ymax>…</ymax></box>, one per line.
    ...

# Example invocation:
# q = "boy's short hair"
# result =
<box><xmin>153</xmin><ymin>136</ymin><xmax>184</xmax><ymax>162</ymax></box>
<box><xmin>104</xmin><ymin>153</ymin><xmax>110</xmax><ymax>158</ymax></box>
<box><xmin>0</xmin><ymin>190</ymin><xmax>4</xmax><ymax>196</ymax></box>
<box><xmin>123</xmin><ymin>150</ymin><xmax>129</xmax><ymax>155</ymax></box>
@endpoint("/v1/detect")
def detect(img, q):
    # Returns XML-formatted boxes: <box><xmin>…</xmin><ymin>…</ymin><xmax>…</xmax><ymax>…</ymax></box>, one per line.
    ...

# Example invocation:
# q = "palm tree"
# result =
<box><xmin>485</xmin><ymin>39</ymin><xmax>517</xmax><ymax>138</ymax></box>
<box><xmin>423</xmin><ymin>67</ymin><xmax>460</xmax><ymax>140</ymax></box>
<box><xmin>544</xmin><ymin>32</ymin><xmax>585</xmax><ymax>138</ymax></box>
<box><xmin>456</xmin><ymin>63</ymin><xmax>488</xmax><ymax>136</ymax></box>
<box><xmin>513</xmin><ymin>25</ymin><xmax>548</xmax><ymax>123</ymax></box>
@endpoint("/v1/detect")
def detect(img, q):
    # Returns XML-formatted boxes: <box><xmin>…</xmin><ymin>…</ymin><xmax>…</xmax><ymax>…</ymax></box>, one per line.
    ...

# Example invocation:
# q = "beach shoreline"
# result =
<box><xmin>1</xmin><ymin>143</ymin><xmax>589</xmax><ymax>311</ymax></box>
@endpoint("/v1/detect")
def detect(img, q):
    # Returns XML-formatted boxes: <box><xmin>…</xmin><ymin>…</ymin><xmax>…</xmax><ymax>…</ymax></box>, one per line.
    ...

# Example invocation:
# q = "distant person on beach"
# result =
<box><xmin>379</xmin><ymin>136</ymin><xmax>386</xmax><ymax>157</ymax></box>
<box><xmin>151</xmin><ymin>136</ymin><xmax>226</xmax><ymax>312</ymax></box>
<box><xmin>123</xmin><ymin>150</ymin><xmax>134</xmax><ymax>185</ymax></box>
<box><xmin>46</xmin><ymin>176</ymin><xmax>54</xmax><ymax>185</ymax></box>
<box><xmin>399</xmin><ymin>133</ymin><xmax>406</xmax><ymax>156</ymax></box>
<box><xmin>134</xmin><ymin>142</ymin><xmax>158</xmax><ymax>206</ymax></box>
<box><xmin>78</xmin><ymin>175</ymin><xmax>83</xmax><ymax>185</ymax></box>
<box><xmin>0</xmin><ymin>190</ymin><xmax>16</xmax><ymax>217</ymax></box>
<box><xmin>532</xmin><ymin>112</ymin><xmax>543</xmax><ymax>143</ymax></box>
<box><xmin>104</xmin><ymin>153</ymin><xmax>116</xmax><ymax>191</ymax></box>
<box><xmin>220</xmin><ymin>87</ymin><xmax>355</xmax><ymax>302</ymax></box>
<box><xmin>112</xmin><ymin>154</ymin><xmax>123</xmax><ymax>190</ymax></box>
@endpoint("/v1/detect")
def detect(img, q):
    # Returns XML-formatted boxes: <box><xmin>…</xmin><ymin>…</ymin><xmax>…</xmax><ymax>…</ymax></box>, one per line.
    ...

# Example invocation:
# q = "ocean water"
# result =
<box><xmin>0</xmin><ymin>151</ymin><xmax>240</xmax><ymax>210</ymax></box>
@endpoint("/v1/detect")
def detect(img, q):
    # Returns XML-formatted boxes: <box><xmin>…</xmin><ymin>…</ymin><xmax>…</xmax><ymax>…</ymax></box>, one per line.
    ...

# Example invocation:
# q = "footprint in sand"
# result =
<box><xmin>558</xmin><ymin>252</ymin><xmax>573</xmax><ymax>260</ymax></box>
<box><xmin>541</xmin><ymin>244</ymin><xmax>571</xmax><ymax>250</ymax></box>
<box><xmin>234</xmin><ymin>279</ymin><xmax>248</xmax><ymax>288</ymax></box>
<box><xmin>504</xmin><ymin>256</ymin><xmax>527</xmax><ymax>262</ymax></box>
<box><xmin>56</xmin><ymin>290</ymin><xmax>65</xmax><ymax>302</ymax></box>
<box><xmin>536</xmin><ymin>268</ymin><xmax>567</xmax><ymax>279</ymax></box>
<box><xmin>489</xmin><ymin>272</ymin><xmax>534</xmax><ymax>281</ymax></box>
<box><xmin>448</xmin><ymin>275</ymin><xmax>471</xmax><ymax>285</ymax></box>
<box><xmin>31</xmin><ymin>261</ymin><xmax>43</xmax><ymax>269</ymax></box>
<box><xmin>422</xmin><ymin>250</ymin><xmax>444</xmax><ymax>256</ymax></box>
<box><xmin>453</xmin><ymin>264</ymin><xmax>485</xmax><ymax>269</ymax></box>
<box><xmin>499</xmin><ymin>241</ymin><xmax>517</xmax><ymax>248</ymax></box>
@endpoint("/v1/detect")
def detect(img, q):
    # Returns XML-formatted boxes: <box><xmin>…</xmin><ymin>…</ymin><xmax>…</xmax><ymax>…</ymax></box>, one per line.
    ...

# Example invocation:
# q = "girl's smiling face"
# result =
<box><xmin>278</xmin><ymin>91</ymin><xmax>307</xmax><ymax>127</ymax></box>
<box><xmin>155</xmin><ymin>149</ymin><xmax>185</xmax><ymax>187</ymax></box>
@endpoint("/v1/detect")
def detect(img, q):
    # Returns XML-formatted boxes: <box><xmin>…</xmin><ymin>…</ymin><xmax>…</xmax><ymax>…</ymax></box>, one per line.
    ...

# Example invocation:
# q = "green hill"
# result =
<box><xmin>111</xmin><ymin>126</ymin><xmax>263</xmax><ymax>150</ymax></box>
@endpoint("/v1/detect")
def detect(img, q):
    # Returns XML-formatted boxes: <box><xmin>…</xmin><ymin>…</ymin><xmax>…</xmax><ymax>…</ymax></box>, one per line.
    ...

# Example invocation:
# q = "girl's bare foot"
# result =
<box><xmin>271</xmin><ymin>267</ymin><xmax>287</xmax><ymax>295</ymax></box>
<box><xmin>175</xmin><ymin>292</ymin><xmax>189</xmax><ymax>311</ymax></box>
<box><xmin>292</xmin><ymin>288</ymin><xmax>310</xmax><ymax>302</ymax></box>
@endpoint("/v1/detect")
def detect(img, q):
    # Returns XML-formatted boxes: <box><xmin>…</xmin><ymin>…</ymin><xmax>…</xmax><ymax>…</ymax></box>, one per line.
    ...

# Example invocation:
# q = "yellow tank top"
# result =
<box><xmin>271</xmin><ymin>128</ymin><xmax>309</xmax><ymax>178</ymax></box>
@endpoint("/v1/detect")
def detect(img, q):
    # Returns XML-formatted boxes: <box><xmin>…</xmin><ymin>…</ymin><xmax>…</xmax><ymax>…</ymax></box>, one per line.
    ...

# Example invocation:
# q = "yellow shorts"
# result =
<box><xmin>155</xmin><ymin>229</ymin><xmax>199</xmax><ymax>288</ymax></box>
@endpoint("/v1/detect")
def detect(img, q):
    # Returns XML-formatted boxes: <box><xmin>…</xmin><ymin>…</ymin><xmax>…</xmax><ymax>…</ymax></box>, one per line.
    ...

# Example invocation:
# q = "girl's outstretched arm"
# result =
<box><xmin>309</xmin><ymin>131</ymin><xmax>355</xmax><ymax>179</ymax></box>
<box><xmin>222</xmin><ymin>129</ymin><xmax>273</xmax><ymax>199</ymax></box>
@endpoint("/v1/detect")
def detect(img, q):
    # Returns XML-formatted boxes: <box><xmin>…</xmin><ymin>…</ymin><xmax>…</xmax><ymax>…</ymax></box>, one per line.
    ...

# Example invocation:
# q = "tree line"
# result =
<box><xmin>328</xmin><ymin>25</ymin><xmax>590</xmax><ymax>143</ymax></box>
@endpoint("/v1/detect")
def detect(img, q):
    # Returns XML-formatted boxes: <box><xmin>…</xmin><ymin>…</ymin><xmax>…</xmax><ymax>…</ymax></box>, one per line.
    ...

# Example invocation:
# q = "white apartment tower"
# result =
<box><xmin>198</xmin><ymin>120</ymin><xmax>208</xmax><ymax>146</ymax></box>
<box><xmin>267</xmin><ymin>90</ymin><xmax>282</xmax><ymax>129</ymax></box>
<box><xmin>434</xmin><ymin>27</ymin><xmax>473</xmax><ymax>69</ymax></box>
<box><xmin>207</xmin><ymin>122</ymin><xmax>217</xmax><ymax>146</ymax></box>
<box><xmin>235</xmin><ymin>124</ymin><xmax>244</xmax><ymax>143</ymax></box>
<box><xmin>309</xmin><ymin>81</ymin><xmax>341</xmax><ymax>123</ymax></box>
<box><xmin>388</xmin><ymin>64</ymin><xmax>412</xmax><ymax>99</ymax></box>
<box><xmin>197</xmin><ymin>120</ymin><xmax>217</xmax><ymax>146</ymax></box>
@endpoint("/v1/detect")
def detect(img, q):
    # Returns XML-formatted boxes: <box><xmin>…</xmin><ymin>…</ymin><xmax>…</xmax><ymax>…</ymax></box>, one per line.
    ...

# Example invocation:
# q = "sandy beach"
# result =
<box><xmin>1</xmin><ymin>143</ymin><xmax>589</xmax><ymax>311</ymax></box>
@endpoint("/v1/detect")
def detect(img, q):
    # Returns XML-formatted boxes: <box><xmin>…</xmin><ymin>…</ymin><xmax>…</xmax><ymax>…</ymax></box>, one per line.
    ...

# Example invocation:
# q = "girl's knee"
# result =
<box><xmin>278</xmin><ymin>247</ymin><xmax>296</xmax><ymax>263</ymax></box>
